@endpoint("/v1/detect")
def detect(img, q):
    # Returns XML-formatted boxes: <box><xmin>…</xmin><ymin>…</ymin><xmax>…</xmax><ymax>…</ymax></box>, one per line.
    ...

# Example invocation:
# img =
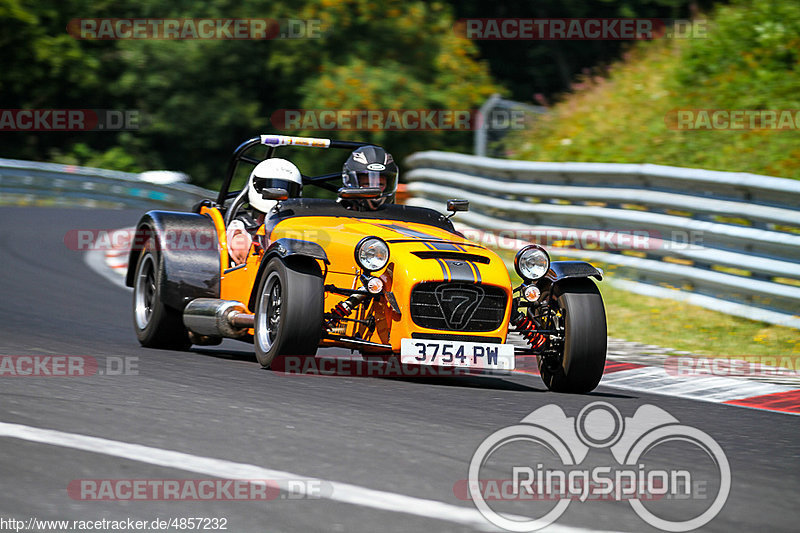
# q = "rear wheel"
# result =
<box><xmin>254</xmin><ymin>257</ymin><xmax>324</xmax><ymax>368</ymax></box>
<box><xmin>539</xmin><ymin>278</ymin><xmax>607</xmax><ymax>393</ymax></box>
<box><xmin>132</xmin><ymin>239</ymin><xmax>191</xmax><ymax>350</ymax></box>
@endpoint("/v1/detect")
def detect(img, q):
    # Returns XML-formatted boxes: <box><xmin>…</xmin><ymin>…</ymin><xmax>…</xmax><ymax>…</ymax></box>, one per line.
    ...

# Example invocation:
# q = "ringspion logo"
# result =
<box><xmin>467</xmin><ymin>402</ymin><xmax>729</xmax><ymax>531</ymax></box>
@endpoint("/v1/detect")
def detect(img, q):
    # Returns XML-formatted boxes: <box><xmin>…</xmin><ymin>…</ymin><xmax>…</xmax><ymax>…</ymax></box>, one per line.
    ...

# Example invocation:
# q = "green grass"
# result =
<box><xmin>597</xmin><ymin>281</ymin><xmax>800</xmax><ymax>358</ymax></box>
<box><xmin>505</xmin><ymin>0</ymin><xmax>800</xmax><ymax>180</ymax></box>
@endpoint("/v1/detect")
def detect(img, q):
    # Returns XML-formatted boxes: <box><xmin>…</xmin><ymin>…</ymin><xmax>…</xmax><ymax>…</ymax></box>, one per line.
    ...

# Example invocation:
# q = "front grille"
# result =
<box><xmin>411</xmin><ymin>251</ymin><xmax>491</xmax><ymax>264</ymax></box>
<box><xmin>410</xmin><ymin>282</ymin><xmax>507</xmax><ymax>332</ymax></box>
<box><xmin>411</xmin><ymin>333</ymin><xmax>502</xmax><ymax>344</ymax></box>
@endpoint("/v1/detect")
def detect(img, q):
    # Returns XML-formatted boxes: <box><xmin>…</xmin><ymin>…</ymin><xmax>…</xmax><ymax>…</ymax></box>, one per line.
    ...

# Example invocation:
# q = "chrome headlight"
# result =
<box><xmin>355</xmin><ymin>237</ymin><xmax>390</xmax><ymax>272</ymax></box>
<box><xmin>514</xmin><ymin>245</ymin><xmax>550</xmax><ymax>281</ymax></box>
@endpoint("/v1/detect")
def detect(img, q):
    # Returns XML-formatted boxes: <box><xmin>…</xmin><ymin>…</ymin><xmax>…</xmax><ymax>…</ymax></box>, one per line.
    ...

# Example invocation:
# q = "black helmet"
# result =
<box><xmin>341</xmin><ymin>145</ymin><xmax>398</xmax><ymax>210</ymax></box>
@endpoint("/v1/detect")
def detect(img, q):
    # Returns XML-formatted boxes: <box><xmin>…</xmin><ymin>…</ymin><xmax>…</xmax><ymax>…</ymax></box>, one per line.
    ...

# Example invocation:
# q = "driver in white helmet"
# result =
<box><xmin>227</xmin><ymin>158</ymin><xmax>303</xmax><ymax>265</ymax></box>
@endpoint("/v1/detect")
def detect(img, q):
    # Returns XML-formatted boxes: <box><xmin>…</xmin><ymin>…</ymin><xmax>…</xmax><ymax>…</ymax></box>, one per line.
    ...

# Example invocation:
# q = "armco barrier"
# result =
<box><xmin>405</xmin><ymin>151</ymin><xmax>800</xmax><ymax>328</ymax></box>
<box><xmin>0</xmin><ymin>158</ymin><xmax>212</xmax><ymax>209</ymax></box>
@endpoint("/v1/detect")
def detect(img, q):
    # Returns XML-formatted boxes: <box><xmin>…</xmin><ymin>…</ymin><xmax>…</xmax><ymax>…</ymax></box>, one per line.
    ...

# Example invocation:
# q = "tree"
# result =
<box><xmin>0</xmin><ymin>0</ymin><xmax>500</xmax><ymax>187</ymax></box>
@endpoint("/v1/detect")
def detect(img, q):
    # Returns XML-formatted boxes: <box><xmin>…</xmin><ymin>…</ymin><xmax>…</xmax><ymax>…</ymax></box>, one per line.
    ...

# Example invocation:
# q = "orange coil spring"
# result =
<box><xmin>328</xmin><ymin>302</ymin><xmax>352</xmax><ymax>327</ymax></box>
<box><xmin>515</xmin><ymin>315</ymin><xmax>547</xmax><ymax>349</ymax></box>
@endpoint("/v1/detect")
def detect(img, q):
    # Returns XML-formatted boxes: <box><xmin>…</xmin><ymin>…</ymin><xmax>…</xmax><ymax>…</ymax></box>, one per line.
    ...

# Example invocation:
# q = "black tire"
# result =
<box><xmin>254</xmin><ymin>257</ymin><xmax>324</xmax><ymax>368</ymax></box>
<box><xmin>132</xmin><ymin>239</ymin><xmax>191</xmax><ymax>350</ymax></box>
<box><xmin>539</xmin><ymin>278</ymin><xmax>607</xmax><ymax>393</ymax></box>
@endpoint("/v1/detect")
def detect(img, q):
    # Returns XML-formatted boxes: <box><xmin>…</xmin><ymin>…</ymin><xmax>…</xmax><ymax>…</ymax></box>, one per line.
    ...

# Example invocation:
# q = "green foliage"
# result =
<box><xmin>1</xmin><ymin>0</ymin><xmax>500</xmax><ymax>189</ymax></box>
<box><xmin>50</xmin><ymin>142</ymin><xmax>141</xmax><ymax>172</ymax></box>
<box><xmin>509</xmin><ymin>0</ymin><xmax>800</xmax><ymax>179</ymax></box>
<box><xmin>451</xmin><ymin>0</ymin><xmax>712</xmax><ymax>101</ymax></box>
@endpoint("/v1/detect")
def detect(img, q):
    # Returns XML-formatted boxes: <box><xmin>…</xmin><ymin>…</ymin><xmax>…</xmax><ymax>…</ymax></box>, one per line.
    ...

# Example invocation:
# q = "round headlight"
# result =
<box><xmin>355</xmin><ymin>237</ymin><xmax>390</xmax><ymax>272</ymax></box>
<box><xmin>514</xmin><ymin>245</ymin><xmax>550</xmax><ymax>281</ymax></box>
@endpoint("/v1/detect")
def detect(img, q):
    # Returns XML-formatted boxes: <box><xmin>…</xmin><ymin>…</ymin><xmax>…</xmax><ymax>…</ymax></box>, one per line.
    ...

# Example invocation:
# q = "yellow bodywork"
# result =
<box><xmin>200</xmin><ymin>205</ymin><xmax>513</xmax><ymax>353</ymax></box>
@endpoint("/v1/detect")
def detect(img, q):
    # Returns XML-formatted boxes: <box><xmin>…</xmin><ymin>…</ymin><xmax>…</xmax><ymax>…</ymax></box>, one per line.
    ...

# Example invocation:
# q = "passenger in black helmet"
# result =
<box><xmin>340</xmin><ymin>145</ymin><xmax>398</xmax><ymax>211</ymax></box>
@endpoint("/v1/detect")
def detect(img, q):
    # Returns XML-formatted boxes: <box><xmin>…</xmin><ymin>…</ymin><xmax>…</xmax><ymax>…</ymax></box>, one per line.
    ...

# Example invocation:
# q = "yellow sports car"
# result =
<box><xmin>125</xmin><ymin>135</ymin><xmax>607</xmax><ymax>393</ymax></box>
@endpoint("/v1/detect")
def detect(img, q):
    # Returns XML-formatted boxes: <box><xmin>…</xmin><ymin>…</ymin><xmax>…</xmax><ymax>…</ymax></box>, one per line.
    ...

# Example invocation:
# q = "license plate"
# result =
<box><xmin>400</xmin><ymin>338</ymin><xmax>515</xmax><ymax>370</ymax></box>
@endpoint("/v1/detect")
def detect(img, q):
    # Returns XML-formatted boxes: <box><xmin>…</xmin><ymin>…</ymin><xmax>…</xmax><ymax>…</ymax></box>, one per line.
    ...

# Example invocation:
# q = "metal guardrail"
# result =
<box><xmin>405</xmin><ymin>151</ymin><xmax>800</xmax><ymax>328</ymax></box>
<box><xmin>474</xmin><ymin>94</ymin><xmax>547</xmax><ymax>157</ymax></box>
<box><xmin>3</xmin><ymin>154</ymin><xmax>798</xmax><ymax>327</ymax></box>
<box><xmin>0</xmin><ymin>158</ymin><xmax>213</xmax><ymax>209</ymax></box>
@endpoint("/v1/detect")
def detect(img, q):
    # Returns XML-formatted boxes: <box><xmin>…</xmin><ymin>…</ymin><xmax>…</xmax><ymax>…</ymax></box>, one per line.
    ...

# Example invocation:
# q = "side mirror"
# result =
<box><xmin>338</xmin><ymin>187</ymin><xmax>382</xmax><ymax>200</ymax></box>
<box><xmin>261</xmin><ymin>188</ymin><xmax>289</xmax><ymax>201</ymax></box>
<box><xmin>447</xmin><ymin>199</ymin><xmax>469</xmax><ymax>214</ymax></box>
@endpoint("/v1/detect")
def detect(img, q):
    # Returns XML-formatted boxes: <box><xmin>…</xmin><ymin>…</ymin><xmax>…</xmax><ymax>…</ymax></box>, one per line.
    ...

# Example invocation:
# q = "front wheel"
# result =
<box><xmin>254</xmin><ymin>257</ymin><xmax>324</xmax><ymax>368</ymax></box>
<box><xmin>132</xmin><ymin>240</ymin><xmax>191</xmax><ymax>350</ymax></box>
<box><xmin>539</xmin><ymin>279</ymin><xmax>607</xmax><ymax>393</ymax></box>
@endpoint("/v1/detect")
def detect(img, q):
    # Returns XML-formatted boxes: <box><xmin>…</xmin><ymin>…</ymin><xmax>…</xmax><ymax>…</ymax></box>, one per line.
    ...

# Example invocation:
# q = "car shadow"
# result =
<box><xmin>382</xmin><ymin>374</ymin><xmax>635</xmax><ymax>397</ymax></box>
<box><xmin>266</xmin><ymin>354</ymin><xmax>635</xmax><ymax>396</ymax></box>
<box><xmin>187</xmin><ymin>349</ymin><xmax>635</xmax><ymax>397</ymax></box>
<box><xmin>191</xmin><ymin>347</ymin><xmax>257</xmax><ymax>362</ymax></box>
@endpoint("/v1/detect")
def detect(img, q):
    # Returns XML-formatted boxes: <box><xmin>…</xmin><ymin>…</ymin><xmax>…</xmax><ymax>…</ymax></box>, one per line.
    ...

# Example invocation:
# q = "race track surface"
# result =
<box><xmin>0</xmin><ymin>207</ymin><xmax>797</xmax><ymax>533</ymax></box>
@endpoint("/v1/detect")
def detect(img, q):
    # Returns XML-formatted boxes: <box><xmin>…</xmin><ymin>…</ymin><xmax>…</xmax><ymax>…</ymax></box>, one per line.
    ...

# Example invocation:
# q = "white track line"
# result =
<box><xmin>0</xmin><ymin>421</ymin><xmax>611</xmax><ymax>533</ymax></box>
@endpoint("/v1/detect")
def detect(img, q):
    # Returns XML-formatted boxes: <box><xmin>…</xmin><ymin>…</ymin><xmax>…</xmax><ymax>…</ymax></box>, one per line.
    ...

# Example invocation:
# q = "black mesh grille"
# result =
<box><xmin>410</xmin><ymin>282</ymin><xmax>507</xmax><ymax>332</ymax></box>
<box><xmin>411</xmin><ymin>333</ymin><xmax>502</xmax><ymax>343</ymax></box>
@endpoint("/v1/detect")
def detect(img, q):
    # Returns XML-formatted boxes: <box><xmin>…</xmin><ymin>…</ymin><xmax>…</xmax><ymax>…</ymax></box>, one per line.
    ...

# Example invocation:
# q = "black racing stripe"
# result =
<box><xmin>435</xmin><ymin>258</ymin><xmax>449</xmax><ymax>280</ymax></box>
<box><xmin>444</xmin><ymin>260</ymin><xmax>475</xmax><ymax>282</ymax></box>
<box><xmin>422</xmin><ymin>241</ymin><xmax>434</xmax><ymax>250</ymax></box>
<box><xmin>378</xmin><ymin>223</ymin><xmax>441</xmax><ymax>241</ymax></box>
<box><xmin>469</xmin><ymin>262</ymin><xmax>482</xmax><ymax>283</ymax></box>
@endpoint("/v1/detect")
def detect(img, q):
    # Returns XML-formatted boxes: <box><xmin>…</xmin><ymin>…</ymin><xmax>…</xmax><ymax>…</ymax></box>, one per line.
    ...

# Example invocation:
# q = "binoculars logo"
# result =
<box><xmin>468</xmin><ymin>402</ymin><xmax>730</xmax><ymax>532</ymax></box>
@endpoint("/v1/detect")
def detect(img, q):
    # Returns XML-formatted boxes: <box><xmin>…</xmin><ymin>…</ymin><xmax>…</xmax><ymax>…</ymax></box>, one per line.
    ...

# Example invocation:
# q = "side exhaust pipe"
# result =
<box><xmin>183</xmin><ymin>299</ymin><xmax>254</xmax><ymax>339</ymax></box>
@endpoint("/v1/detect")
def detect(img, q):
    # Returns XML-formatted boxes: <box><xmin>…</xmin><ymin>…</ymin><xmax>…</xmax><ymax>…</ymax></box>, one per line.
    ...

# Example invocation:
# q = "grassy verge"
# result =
<box><xmin>597</xmin><ymin>281</ymin><xmax>800</xmax><ymax>358</ymax></box>
<box><xmin>505</xmin><ymin>0</ymin><xmax>800</xmax><ymax>180</ymax></box>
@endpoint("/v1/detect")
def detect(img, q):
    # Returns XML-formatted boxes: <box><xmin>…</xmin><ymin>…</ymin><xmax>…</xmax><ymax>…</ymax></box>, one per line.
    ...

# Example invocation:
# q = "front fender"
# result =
<box><xmin>263</xmin><ymin>238</ymin><xmax>329</xmax><ymax>265</ymax></box>
<box><xmin>247</xmin><ymin>238</ymin><xmax>328</xmax><ymax>311</ymax></box>
<box><xmin>534</xmin><ymin>260</ymin><xmax>603</xmax><ymax>296</ymax></box>
<box><xmin>124</xmin><ymin>211</ymin><xmax>221</xmax><ymax>310</ymax></box>
<box><xmin>545</xmin><ymin>261</ymin><xmax>603</xmax><ymax>282</ymax></box>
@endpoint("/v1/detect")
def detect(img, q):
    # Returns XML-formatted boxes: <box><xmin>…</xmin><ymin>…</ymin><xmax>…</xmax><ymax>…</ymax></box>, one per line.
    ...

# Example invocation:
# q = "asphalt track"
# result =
<box><xmin>0</xmin><ymin>206</ymin><xmax>797</xmax><ymax>533</ymax></box>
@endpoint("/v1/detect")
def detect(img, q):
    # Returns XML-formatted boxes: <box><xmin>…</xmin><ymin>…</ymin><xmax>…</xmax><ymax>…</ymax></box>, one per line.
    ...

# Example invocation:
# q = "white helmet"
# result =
<box><xmin>247</xmin><ymin>158</ymin><xmax>303</xmax><ymax>213</ymax></box>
